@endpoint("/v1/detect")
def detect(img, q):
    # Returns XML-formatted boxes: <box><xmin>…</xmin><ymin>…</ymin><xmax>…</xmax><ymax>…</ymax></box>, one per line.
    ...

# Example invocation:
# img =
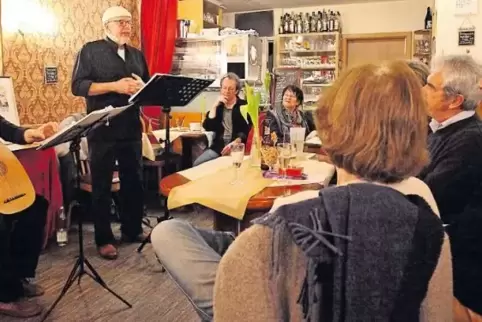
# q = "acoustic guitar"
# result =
<box><xmin>0</xmin><ymin>143</ymin><xmax>35</xmax><ymax>214</ymax></box>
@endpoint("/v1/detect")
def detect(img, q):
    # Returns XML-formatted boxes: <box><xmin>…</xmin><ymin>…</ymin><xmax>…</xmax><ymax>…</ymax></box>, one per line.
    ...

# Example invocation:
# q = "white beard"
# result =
<box><xmin>106</xmin><ymin>32</ymin><xmax>128</xmax><ymax>46</ymax></box>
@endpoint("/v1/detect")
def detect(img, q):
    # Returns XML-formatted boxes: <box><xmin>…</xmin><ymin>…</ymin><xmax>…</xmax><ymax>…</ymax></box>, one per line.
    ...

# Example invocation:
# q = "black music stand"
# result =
<box><xmin>129</xmin><ymin>74</ymin><xmax>214</xmax><ymax>253</ymax></box>
<box><xmin>37</xmin><ymin>106</ymin><xmax>133</xmax><ymax>321</ymax></box>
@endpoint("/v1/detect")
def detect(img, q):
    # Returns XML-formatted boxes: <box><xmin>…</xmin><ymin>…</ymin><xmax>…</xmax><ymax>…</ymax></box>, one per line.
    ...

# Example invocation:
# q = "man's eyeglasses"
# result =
<box><xmin>112</xmin><ymin>19</ymin><xmax>132</xmax><ymax>27</ymax></box>
<box><xmin>221</xmin><ymin>87</ymin><xmax>236</xmax><ymax>93</ymax></box>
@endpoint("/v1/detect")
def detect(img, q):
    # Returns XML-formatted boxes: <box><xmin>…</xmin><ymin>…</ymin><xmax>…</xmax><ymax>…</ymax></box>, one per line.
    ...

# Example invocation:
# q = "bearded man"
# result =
<box><xmin>71</xmin><ymin>6</ymin><xmax>149</xmax><ymax>260</ymax></box>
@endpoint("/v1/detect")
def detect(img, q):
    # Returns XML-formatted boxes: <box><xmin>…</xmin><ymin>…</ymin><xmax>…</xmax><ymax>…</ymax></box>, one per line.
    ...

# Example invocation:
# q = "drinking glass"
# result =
<box><xmin>230</xmin><ymin>142</ymin><xmax>245</xmax><ymax>184</ymax></box>
<box><xmin>277</xmin><ymin>143</ymin><xmax>293</xmax><ymax>195</ymax></box>
<box><xmin>290</xmin><ymin>127</ymin><xmax>306</xmax><ymax>159</ymax></box>
<box><xmin>277</xmin><ymin>143</ymin><xmax>293</xmax><ymax>179</ymax></box>
<box><xmin>175</xmin><ymin>116</ymin><xmax>185</xmax><ymax>130</ymax></box>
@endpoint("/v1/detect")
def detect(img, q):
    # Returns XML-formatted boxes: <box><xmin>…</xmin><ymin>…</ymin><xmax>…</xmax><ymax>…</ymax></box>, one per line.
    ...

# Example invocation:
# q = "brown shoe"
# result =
<box><xmin>0</xmin><ymin>299</ymin><xmax>43</xmax><ymax>318</ymax></box>
<box><xmin>97</xmin><ymin>244</ymin><xmax>118</xmax><ymax>260</ymax></box>
<box><xmin>121</xmin><ymin>231</ymin><xmax>149</xmax><ymax>243</ymax></box>
<box><xmin>22</xmin><ymin>279</ymin><xmax>45</xmax><ymax>297</ymax></box>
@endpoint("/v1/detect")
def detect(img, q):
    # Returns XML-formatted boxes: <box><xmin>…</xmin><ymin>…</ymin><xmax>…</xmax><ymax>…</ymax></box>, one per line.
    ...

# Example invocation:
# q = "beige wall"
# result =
<box><xmin>1</xmin><ymin>0</ymin><xmax>140</xmax><ymax>125</ymax></box>
<box><xmin>434</xmin><ymin>0</ymin><xmax>482</xmax><ymax>62</ymax></box>
<box><xmin>223</xmin><ymin>0</ymin><xmax>434</xmax><ymax>35</ymax></box>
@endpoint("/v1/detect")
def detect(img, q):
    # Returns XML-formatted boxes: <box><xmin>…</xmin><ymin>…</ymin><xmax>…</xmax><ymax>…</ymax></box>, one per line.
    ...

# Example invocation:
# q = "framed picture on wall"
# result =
<box><xmin>0</xmin><ymin>77</ymin><xmax>20</xmax><ymax>126</ymax></box>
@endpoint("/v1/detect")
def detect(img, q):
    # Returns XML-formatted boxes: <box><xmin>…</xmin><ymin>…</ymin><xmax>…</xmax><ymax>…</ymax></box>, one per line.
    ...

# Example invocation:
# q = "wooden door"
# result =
<box><xmin>342</xmin><ymin>32</ymin><xmax>412</xmax><ymax>70</ymax></box>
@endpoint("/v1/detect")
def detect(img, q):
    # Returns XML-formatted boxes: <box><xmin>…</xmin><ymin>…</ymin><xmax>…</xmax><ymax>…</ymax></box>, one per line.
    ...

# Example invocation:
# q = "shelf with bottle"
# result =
<box><xmin>278</xmin><ymin>10</ymin><xmax>341</xmax><ymax>35</ymax></box>
<box><xmin>299</xmin><ymin>69</ymin><xmax>335</xmax><ymax>110</ymax></box>
<box><xmin>172</xmin><ymin>37</ymin><xmax>225</xmax><ymax>80</ymax></box>
<box><xmin>203</xmin><ymin>0</ymin><xmax>223</xmax><ymax>29</ymax></box>
<box><xmin>302</xmin><ymin>70</ymin><xmax>335</xmax><ymax>86</ymax></box>
<box><xmin>412</xmin><ymin>29</ymin><xmax>432</xmax><ymax>65</ymax></box>
<box><xmin>276</xmin><ymin>32</ymin><xmax>340</xmax><ymax>80</ymax></box>
<box><xmin>279</xmin><ymin>55</ymin><xmax>337</xmax><ymax>69</ymax></box>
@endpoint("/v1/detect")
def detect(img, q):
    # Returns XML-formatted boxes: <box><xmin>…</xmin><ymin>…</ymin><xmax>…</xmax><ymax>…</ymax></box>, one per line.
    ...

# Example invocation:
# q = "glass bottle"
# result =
<box><xmin>56</xmin><ymin>206</ymin><xmax>68</xmax><ymax>247</ymax></box>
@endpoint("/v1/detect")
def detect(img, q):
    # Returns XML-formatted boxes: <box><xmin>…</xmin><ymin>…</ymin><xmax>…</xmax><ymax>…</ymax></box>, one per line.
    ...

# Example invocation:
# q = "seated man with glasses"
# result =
<box><xmin>193</xmin><ymin>73</ymin><xmax>252</xmax><ymax>166</ymax></box>
<box><xmin>419</xmin><ymin>55</ymin><xmax>482</xmax><ymax>321</ymax></box>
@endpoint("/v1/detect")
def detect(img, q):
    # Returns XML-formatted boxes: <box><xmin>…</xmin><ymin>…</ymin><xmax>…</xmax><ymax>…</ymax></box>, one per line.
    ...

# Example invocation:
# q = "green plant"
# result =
<box><xmin>240</xmin><ymin>83</ymin><xmax>261</xmax><ymax>150</ymax></box>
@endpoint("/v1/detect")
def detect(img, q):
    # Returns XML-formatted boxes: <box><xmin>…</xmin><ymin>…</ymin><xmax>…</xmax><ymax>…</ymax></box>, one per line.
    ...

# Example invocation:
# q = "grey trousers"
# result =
<box><xmin>193</xmin><ymin>149</ymin><xmax>220</xmax><ymax>167</ymax></box>
<box><xmin>151</xmin><ymin>219</ymin><xmax>235</xmax><ymax>321</ymax></box>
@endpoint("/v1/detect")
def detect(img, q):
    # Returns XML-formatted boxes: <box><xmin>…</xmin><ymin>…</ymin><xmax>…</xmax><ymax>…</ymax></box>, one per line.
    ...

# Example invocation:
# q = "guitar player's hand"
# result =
<box><xmin>24</xmin><ymin>122</ymin><xmax>59</xmax><ymax>143</ymax></box>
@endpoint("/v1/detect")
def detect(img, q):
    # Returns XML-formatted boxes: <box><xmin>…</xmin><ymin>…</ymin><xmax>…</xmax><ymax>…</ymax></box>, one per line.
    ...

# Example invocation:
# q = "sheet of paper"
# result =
<box><xmin>39</xmin><ymin>104</ymin><xmax>132</xmax><ymax>149</ymax></box>
<box><xmin>6</xmin><ymin>143</ymin><xmax>40</xmax><ymax>152</ymax></box>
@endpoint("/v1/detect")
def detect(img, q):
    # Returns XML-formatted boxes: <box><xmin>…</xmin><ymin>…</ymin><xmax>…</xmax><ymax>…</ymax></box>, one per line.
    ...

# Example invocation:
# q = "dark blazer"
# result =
<box><xmin>203</xmin><ymin>98</ymin><xmax>252</xmax><ymax>154</ymax></box>
<box><xmin>0</xmin><ymin>116</ymin><xmax>26</xmax><ymax>144</ymax></box>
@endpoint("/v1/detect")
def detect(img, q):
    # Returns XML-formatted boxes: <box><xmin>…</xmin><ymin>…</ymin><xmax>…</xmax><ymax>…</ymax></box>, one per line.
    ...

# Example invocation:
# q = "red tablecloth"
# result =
<box><xmin>14</xmin><ymin>147</ymin><xmax>63</xmax><ymax>249</ymax></box>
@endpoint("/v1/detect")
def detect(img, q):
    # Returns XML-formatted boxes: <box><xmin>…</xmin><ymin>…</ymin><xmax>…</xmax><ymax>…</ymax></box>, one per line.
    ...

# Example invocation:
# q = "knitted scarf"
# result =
<box><xmin>255</xmin><ymin>183</ymin><xmax>444</xmax><ymax>321</ymax></box>
<box><xmin>271</xmin><ymin>104</ymin><xmax>308</xmax><ymax>141</ymax></box>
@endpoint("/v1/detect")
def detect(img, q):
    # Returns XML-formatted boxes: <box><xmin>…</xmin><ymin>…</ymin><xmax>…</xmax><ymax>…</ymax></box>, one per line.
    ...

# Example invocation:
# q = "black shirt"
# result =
<box><xmin>418</xmin><ymin>115</ymin><xmax>482</xmax><ymax>314</ymax></box>
<box><xmin>0</xmin><ymin>116</ymin><xmax>26</xmax><ymax>144</ymax></box>
<box><xmin>71</xmin><ymin>37</ymin><xmax>150</xmax><ymax>141</ymax></box>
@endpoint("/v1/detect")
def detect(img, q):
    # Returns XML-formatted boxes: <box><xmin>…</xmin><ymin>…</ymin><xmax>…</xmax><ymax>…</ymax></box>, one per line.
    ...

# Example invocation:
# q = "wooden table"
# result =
<box><xmin>159</xmin><ymin>172</ymin><xmax>323</xmax><ymax>234</ymax></box>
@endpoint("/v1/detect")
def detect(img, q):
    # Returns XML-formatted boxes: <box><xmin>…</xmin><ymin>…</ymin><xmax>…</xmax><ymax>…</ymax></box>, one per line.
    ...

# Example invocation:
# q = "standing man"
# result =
<box><xmin>71</xmin><ymin>6</ymin><xmax>149</xmax><ymax>260</ymax></box>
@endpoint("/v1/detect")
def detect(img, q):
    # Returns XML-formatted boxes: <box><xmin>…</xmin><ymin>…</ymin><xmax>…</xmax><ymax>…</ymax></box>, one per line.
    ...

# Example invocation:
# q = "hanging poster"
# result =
<box><xmin>455</xmin><ymin>0</ymin><xmax>478</xmax><ymax>15</ymax></box>
<box><xmin>458</xmin><ymin>28</ymin><xmax>475</xmax><ymax>46</ymax></box>
<box><xmin>0</xmin><ymin>77</ymin><xmax>19</xmax><ymax>125</ymax></box>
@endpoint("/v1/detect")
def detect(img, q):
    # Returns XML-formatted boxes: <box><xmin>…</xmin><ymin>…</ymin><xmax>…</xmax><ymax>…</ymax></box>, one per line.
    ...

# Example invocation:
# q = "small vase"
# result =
<box><xmin>250</xmin><ymin>141</ymin><xmax>262</xmax><ymax>167</ymax></box>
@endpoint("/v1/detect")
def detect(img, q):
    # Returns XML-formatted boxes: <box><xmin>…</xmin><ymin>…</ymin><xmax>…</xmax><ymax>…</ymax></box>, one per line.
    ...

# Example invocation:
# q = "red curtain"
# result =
<box><xmin>140</xmin><ymin>0</ymin><xmax>178</xmax><ymax>129</ymax></box>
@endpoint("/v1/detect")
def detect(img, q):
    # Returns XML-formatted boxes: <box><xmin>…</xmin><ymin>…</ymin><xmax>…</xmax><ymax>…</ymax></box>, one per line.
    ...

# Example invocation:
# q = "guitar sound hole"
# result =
<box><xmin>0</xmin><ymin>161</ymin><xmax>7</xmax><ymax>176</ymax></box>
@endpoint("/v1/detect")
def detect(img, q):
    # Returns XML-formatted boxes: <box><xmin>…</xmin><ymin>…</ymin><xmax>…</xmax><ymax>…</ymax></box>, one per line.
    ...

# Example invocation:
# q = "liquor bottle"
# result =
<box><xmin>334</xmin><ymin>11</ymin><xmax>341</xmax><ymax>31</ymax></box>
<box><xmin>284</xmin><ymin>14</ymin><xmax>290</xmax><ymax>34</ymax></box>
<box><xmin>328</xmin><ymin>11</ymin><xmax>335</xmax><ymax>32</ymax></box>
<box><xmin>316</xmin><ymin>11</ymin><xmax>322</xmax><ymax>32</ymax></box>
<box><xmin>310</xmin><ymin>11</ymin><xmax>317</xmax><ymax>32</ymax></box>
<box><xmin>262</xmin><ymin>118</ymin><xmax>273</xmax><ymax>146</ymax></box>
<box><xmin>296</xmin><ymin>14</ymin><xmax>303</xmax><ymax>34</ymax></box>
<box><xmin>424</xmin><ymin>7</ymin><xmax>432</xmax><ymax>30</ymax></box>
<box><xmin>56</xmin><ymin>206</ymin><xmax>68</xmax><ymax>247</ymax></box>
<box><xmin>289</xmin><ymin>12</ymin><xmax>295</xmax><ymax>33</ymax></box>
<box><xmin>322</xmin><ymin>10</ymin><xmax>328</xmax><ymax>32</ymax></box>
<box><xmin>303</xmin><ymin>13</ymin><xmax>310</xmax><ymax>33</ymax></box>
<box><xmin>279</xmin><ymin>16</ymin><xmax>284</xmax><ymax>34</ymax></box>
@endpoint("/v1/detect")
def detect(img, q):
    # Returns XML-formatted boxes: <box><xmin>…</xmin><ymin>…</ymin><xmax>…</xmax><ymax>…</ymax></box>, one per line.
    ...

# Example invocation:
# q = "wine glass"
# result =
<box><xmin>277</xmin><ymin>143</ymin><xmax>293</xmax><ymax>178</ymax></box>
<box><xmin>175</xmin><ymin>116</ymin><xmax>185</xmax><ymax>130</ymax></box>
<box><xmin>277</xmin><ymin>143</ymin><xmax>293</xmax><ymax>195</ymax></box>
<box><xmin>230</xmin><ymin>142</ymin><xmax>245</xmax><ymax>185</ymax></box>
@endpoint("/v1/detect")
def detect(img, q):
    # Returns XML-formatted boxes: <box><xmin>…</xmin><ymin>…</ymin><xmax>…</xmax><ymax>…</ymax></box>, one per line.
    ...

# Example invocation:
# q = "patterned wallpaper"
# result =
<box><xmin>1</xmin><ymin>0</ymin><xmax>140</xmax><ymax>125</ymax></box>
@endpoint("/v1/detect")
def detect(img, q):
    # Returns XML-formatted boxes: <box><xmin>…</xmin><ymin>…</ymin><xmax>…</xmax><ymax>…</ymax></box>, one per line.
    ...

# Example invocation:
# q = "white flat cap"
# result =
<box><xmin>102</xmin><ymin>6</ymin><xmax>132</xmax><ymax>24</ymax></box>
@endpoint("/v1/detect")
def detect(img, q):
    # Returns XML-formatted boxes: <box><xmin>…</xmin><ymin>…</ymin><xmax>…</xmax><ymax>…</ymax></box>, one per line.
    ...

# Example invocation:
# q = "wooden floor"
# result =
<box><xmin>4</xmin><ymin>209</ymin><xmax>212</xmax><ymax>322</ymax></box>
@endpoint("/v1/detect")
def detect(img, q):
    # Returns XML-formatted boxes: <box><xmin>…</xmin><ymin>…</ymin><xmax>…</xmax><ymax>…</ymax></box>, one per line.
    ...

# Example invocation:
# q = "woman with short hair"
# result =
<box><xmin>265</xmin><ymin>85</ymin><xmax>315</xmax><ymax>143</ymax></box>
<box><xmin>213</xmin><ymin>61</ymin><xmax>453</xmax><ymax>321</ymax></box>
